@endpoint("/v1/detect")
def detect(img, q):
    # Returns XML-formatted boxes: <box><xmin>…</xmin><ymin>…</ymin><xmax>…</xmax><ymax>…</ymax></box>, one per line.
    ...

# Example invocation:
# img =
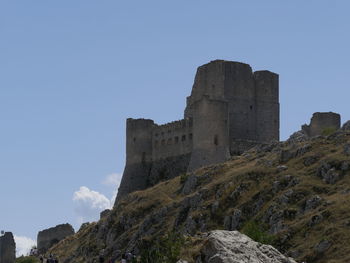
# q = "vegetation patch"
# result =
<box><xmin>241</xmin><ymin>220</ymin><xmax>275</xmax><ymax>245</ymax></box>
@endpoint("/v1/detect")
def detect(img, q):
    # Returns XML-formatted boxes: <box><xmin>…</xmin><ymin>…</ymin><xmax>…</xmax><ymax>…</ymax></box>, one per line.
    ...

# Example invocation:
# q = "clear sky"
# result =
<box><xmin>1</xmin><ymin>0</ymin><xmax>350</xmax><ymax>256</ymax></box>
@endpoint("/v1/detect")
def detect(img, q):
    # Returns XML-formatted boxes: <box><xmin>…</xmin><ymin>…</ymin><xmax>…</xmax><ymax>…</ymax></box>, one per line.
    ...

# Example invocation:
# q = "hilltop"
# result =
<box><xmin>50</xmin><ymin>125</ymin><xmax>350</xmax><ymax>263</ymax></box>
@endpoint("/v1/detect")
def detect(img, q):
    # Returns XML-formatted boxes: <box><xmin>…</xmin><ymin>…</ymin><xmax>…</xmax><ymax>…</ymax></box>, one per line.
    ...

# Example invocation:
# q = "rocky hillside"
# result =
<box><xmin>51</xmin><ymin>126</ymin><xmax>350</xmax><ymax>263</ymax></box>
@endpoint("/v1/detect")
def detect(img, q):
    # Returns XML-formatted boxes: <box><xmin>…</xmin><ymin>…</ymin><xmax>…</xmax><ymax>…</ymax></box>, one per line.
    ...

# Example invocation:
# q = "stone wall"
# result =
<box><xmin>116</xmin><ymin>60</ymin><xmax>279</xmax><ymax>201</ymax></box>
<box><xmin>254</xmin><ymin>70</ymin><xmax>280</xmax><ymax>142</ymax></box>
<box><xmin>0</xmin><ymin>232</ymin><xmax>15</xmax><ymax>263</ymax></box>
<box><xmin>37</xmin><ymin>224</ymin><xmax>74</xmax><ymax>253</ymax></box>
<box><xmin>188</xmin><ymin>96</ymin><xmax>230</xmax><ymax>172</ymax></box>
<box><xmin>152</xmin><ymin>119</ymin><xmax>193</xmax><ymax>160</ymax></box>
<box><xmin>302</xmin><ymin>112</ymin><xmax>341</xmax><ymax>137</ymax></box>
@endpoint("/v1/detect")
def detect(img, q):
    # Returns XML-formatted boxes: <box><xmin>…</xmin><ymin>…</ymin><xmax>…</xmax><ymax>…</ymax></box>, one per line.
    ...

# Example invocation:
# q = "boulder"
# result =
<box><xmin>287</xmin><ymin>130</ymin><xmax>308</xmax><ymax>144</ymax></box>
<box><xmin>199</xmin><ymin>230</ymin><xmax>296</xmax><ymax>263</ymax></box>
<box><xmin>0</xmin><ymin>232</ymin><xmax>16</xmax><ymax>263</ymax></box>
<box><xmin>37</xmin><ymin>223</ymin><xmax>75</xmax><ymax>253</ymax></box>
<box><xmin>341</xmin><ymin>120</ymin><xmax>350</xmax><ymax>131</ymax></box>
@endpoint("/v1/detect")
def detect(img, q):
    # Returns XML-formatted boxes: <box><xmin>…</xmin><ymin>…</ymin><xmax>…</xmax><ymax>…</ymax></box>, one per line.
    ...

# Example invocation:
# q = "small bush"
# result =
<box><xmin>139</xmin><ymin>232</ymin><xmax>184</xmax><ymax>263</ymax></box>
<box><xmin>241</xmin><ymin>220</ymin><xmax>275</xmax><ymax>245</ymax></box>
<box><xmin>322</xmin><ymin>127</ymin><xmax>337</xmax><ymax>136</ymax></box>
<box><xmin>16</xmin><ymin>256</ymin><xmax>39</xmax><ymax>263</ymax></box>
<box><xmin>180</xmin><ymin>173</ymin><xmax>189</xmax><ymax>184</ymax></box>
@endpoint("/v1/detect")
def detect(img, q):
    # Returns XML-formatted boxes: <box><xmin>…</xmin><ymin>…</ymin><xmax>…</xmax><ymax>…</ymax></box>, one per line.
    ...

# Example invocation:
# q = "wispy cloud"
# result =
<box><xmin>14</xmin><ymin>235</ymin><xmax>36</xmax><ymax>257</ymax></box>
<box><xmin>102</xmin><ymin>173</ymin><xmax>122</xmax><ymax>188</ymax></box>
<box><xmin>73</xmin><ymin>186</ymin><xmax>111</xmax><ymax>224</ymax></box>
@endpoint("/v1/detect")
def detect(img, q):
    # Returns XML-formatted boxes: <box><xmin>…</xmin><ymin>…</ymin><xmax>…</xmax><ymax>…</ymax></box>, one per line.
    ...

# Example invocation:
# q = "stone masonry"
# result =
<box><xmin>302</xmin><ymin>112</ymin><xmax>341</xmax><ymax>137</ymax></box>
<box><xmin>0</xmin><ymin>232</ymin><xmax>15</xmax><ymax>263</ymax></box>
<box><xmin>37</xmin><ymin>224</ymin><xmax>75</xmax><ymax>253</ymax></box>
<box><xmin>116</xmin><ymin>60</ymin><xmax>280</xmax><ymax>201</ymax></box>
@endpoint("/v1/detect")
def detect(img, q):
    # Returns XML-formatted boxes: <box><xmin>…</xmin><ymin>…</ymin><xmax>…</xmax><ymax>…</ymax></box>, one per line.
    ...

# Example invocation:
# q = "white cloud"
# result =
<box><xmin>14</xmin><ymin>235</ymin><xmax>36</xmax><ymax>257</ymax></box>
<box><xmin>73</xmin><ymin>186</ymin><xmax>111</xmax><ymax>224</ymax></box>
<box><xmin>102</xmin><ymin>173</ymin><xmax>122</xmax><ymax>205</ymax></box>
<box><xmin>102</xmin><ymin>173</ymin><xmax>122</xmax><ymax>187</ymax></box>
<box><xmin>72</xmin><ymin>173</ymin><xmax>122</xmax><ymax>225</ymax></box>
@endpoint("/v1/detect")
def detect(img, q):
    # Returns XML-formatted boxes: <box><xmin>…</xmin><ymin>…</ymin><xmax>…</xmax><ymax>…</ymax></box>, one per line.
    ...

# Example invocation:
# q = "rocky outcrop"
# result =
<box><xmin>50</xmin><ymin>129</ymin><xmax>350</xmax><ymax>263</ymax></box>
<box><xmin>0</xmin><ymin>232</ymin><xmax>16</xmax><ymax>263</ymax></box>
<box><xmin>197</xmin><ymin>230</ymin><xmax>296</xmax><ymax>263</ymax></box>
<box><xmin>37</xmin><ymin>224</ymin><xmax>74</xmax><ymax>253</ymax></box>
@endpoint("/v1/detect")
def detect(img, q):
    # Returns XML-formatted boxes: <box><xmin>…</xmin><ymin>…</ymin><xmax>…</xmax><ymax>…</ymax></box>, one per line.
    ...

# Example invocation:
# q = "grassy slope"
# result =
<box><xmin>51</xmin><ymin>131</ymin><xmax>350</xmax><ymax>263</ymax></box>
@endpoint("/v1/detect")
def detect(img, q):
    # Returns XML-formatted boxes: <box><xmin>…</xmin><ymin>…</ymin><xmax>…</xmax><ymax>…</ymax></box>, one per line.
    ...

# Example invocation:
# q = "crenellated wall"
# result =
<box><xmin>152</xmin><ymin>119</ymin><xmax>193</xmax><ymax>160</ymax></box>
<box><xmin>116</xmin><ymin>60</ymin><xmax>280</xmax><ymax>202</ymax></box>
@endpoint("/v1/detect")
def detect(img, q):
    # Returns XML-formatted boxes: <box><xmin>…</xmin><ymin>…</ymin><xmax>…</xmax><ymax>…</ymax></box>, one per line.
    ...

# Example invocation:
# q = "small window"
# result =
<box><xmin>167</xmin><ymin>138</ymin><xmax>172</xmax><ymax>145</ymax></box>
<box><xmin>155</xmin><ymin>133</ymin><xmax>159</xmax><ymax>137</ymax></box>
<box><xmin>161</xmin><ymin>132</ymin><xmax>164</xmax><ymax>136</ymax></box>
<box><xmin>250</xmin><ymin>105</ymin><xmax>253</xmax><ymax>110</ymax></box>
<box><xmin>161</xmin><ymin>139</ymin><xmax>165</xmax><ymax>145</ymax></box>
<box><xmin>182</xmin><ymin>135</ymin><xmax>186</xmax><ymax>141</ymax></box>
<box><xmin>189</xmin><ymin>133</ymin><xmax>193</xmax><ymax>140</ymax></box>
<box><xmin>168</xmin><ymin>130</ymin><xmax>171</xmax><ymax>133</ymax></box>
<box><xmin>175</xmin><ymin>136</ymin><xmax>179</xmax><ymax>143</ymax></box>
<box><xmin>142</xmin><ymin>152</ymin><xmax>146</xmax><ymax>163</ymax></box>
<box><xmin>214</xmin><ymin>135</ymin><xmax>219</xmax><ymax>146</ymax></box>
<box><xmin>133</xmin><ymin>137</ymin><xmax>136</xmax><ymax>143</ymax></box>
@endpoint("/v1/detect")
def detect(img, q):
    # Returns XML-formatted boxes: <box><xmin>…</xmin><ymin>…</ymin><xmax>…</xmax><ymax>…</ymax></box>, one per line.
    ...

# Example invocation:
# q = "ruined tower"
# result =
<box><xmin>116</xmin><ymin>60</ymin><xmax>279</xmax><ymax>202</ymax></box>
<box><xmin>302</xmin><ymin>112</ymin><xmax>341</xmax><ymax>137</ymax></box>
<box><xmin>0</xmin><ymin>232</ymin><xmax>16</xmax><ymax>263</ymax></box>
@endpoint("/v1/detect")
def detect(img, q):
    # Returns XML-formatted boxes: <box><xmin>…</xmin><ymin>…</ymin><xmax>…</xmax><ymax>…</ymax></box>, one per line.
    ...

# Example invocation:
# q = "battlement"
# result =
<box><xmin>116</xmin><ymin>60</ymin><xmax>280</xmax><ymax>201</ymax></box>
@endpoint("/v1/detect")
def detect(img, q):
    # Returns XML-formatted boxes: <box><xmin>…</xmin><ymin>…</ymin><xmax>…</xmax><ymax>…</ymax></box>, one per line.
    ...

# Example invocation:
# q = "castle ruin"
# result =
<box><xmin>0</xmin><ymin>232</ymin><xmax>15</xmax><ymax>263</ymax></box>
<box><xmin>116</xmin><ymin>60</ymin><xmax>280</xmax><ymax>200</ymax></box>
<box><xmin>302</xmin><ymin>112</ymin><xmax>341</xmax><ymax>137</ymax></box>
<box><xmin>37</xmin><ymin>224</ymin><xmax>75</xmax><ymax>254</ymax></box>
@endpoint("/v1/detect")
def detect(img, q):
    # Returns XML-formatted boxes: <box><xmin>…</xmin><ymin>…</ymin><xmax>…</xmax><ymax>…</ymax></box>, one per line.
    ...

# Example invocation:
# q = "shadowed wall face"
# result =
<box><xmin>188</xmin><ymin>96</ymin><xmax>230</xmax><ymax>172</ymax></box>
<box><xmin>37</xmin><ymin>224</ymin><xmax>75</xmax><ymax>253</ymax></box>
<box><xmin>0</xmin><ymin>232</ymin><xmax>15</xmax><ymax>263</ymax></box>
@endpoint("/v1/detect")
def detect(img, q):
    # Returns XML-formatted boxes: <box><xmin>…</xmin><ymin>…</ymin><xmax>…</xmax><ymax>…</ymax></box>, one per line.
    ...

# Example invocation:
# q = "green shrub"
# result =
<box><xmin>180</xmin><ymin>173</ymin><xmax>189</xmax><ymax>184</ymax></box>
<box><xmin>241</xmin><ymin>220</ymin><xmax>275</xmax><ymax>245</ymax></box>
<box><xmin>139</xmin><ymin>232</ymin><xmax>184</xmax><ymax>263</ymax></box>
<box><xmin>322</xmin><ymin>127</ymin><xmax>337</xmax><ymax>136</ymax></box>
<box><xmin>16</xmin><ymin>256</ymin><xmax>39</xmax><ymax>263</ymax></box>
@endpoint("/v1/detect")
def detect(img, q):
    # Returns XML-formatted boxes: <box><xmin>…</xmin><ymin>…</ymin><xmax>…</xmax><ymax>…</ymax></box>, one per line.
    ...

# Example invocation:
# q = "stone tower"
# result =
<box><xmin>0</xmin><ymin>232</ymin><xmax>16</xmax><ymax>263</ymax></box>
<box><xmin>116</xmin><ymin>60</ymin><xmax>279</xmax><ymax>202</ymax></box>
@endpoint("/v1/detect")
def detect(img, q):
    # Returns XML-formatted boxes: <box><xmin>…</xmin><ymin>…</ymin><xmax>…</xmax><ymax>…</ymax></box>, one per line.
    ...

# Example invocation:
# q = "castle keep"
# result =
<box><xmin>116</xmin><ymin>60</ymin><xmax>279</xmax><ymax>200</ymax></box>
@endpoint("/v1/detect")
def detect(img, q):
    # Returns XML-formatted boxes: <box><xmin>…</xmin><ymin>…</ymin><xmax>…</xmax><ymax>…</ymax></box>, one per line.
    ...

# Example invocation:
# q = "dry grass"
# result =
<box><xmin>51</xmin><ymin>132</ymin><xmax>350</xmax><ymax>263</ymax></box>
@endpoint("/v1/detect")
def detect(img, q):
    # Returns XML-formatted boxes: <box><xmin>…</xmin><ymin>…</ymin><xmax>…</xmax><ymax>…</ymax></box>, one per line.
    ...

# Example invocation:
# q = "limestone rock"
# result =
<box><xmin>341</xmin><ymin>120</ymin><xmax>350</xmax><ymax>131</ymax></box>
<box><xmin>100</xmin><ymin>209</ymin><xmax>111</xmax><ymax>219</ymax></box>
<box><xmin>344</xmin><ymin>143</ymin><xmax>350</xmax><ymax>156</ymax></box>
<box><xmin>199</xmin><ymin>230</ymin><xmax>297</xmax><ymax>263</ymax></box>
<box><xmin>37</xmin><ymin>223</ymin><xmax>75</xmax><ymax>253</ymax></box>
<box><xmin>0</xmin><ymin>232</ymin><xmax>16</xmax><ymax>263</ymax></box>
<box><xmin>314</xmin><ymin>240</ymin><xmax>331</xmax><ymax>254</ymax></box>
<box><xmin>277</xmin><ymin>165</ymin><xmax>288</xmax><ymax>172</ymax></box>
<box><xmin>287</xmin><ymin>130</ymin><xmax>308</xmax><ymax>144</ymax></box>
<box><xmin>305</xmin><ymin>195</ymin><xmax>322</xmax><ymax>212</ymax></box>
<box><xmin>182</xmin><ymin>174</ymin><xmax>198</xmax><ymax>195</ymax></box>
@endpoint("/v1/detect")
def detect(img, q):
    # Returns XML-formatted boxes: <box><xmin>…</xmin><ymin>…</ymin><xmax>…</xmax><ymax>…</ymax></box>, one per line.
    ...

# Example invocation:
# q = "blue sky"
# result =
<box><xmin>1</xmin><ymin>0</ymin><xmax>350</xmax><ymax>256</ymax></box>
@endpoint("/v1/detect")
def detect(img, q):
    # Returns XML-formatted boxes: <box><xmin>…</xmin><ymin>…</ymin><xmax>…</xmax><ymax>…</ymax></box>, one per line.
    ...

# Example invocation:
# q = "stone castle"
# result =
<box><xmin>116</xmin><ymin>60</ymin><xmax>280</xmax><ymax>200</ymax></box>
